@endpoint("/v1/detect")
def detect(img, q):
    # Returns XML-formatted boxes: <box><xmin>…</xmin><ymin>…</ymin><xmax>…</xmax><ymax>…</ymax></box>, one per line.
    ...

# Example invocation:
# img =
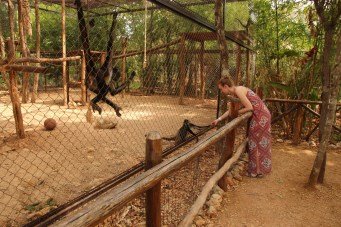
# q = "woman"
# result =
<box><xmin>212</xmin><ymin>77</ymin><xmax>272</xmax><ymax>178</ymax></box>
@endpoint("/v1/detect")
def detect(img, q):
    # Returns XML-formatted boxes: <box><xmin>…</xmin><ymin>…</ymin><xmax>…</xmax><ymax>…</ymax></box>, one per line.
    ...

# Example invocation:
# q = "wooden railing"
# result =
<box><xmin>52</xmin><ymin>112</ymin><xmax>252</xmax><ymax>227</ymax></box>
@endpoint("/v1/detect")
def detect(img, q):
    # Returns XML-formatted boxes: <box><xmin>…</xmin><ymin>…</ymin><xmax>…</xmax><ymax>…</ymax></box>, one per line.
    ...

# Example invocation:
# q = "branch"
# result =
<box><xmin>179</xmin><ymin>140</ymin><xmax>248</xmax><ymax>227</ymax></box>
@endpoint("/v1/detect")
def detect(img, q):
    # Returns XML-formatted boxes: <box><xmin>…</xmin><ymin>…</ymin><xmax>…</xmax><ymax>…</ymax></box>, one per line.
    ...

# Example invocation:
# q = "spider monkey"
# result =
<box><xmin>75</xmin><ymin>0</ymin><xmax>136</xmax><ymax>117</ymax></box>
<box><xmin>162</xmin><ymin>119</ymin><xmax>210</xmax><ymax>145</ymax></box>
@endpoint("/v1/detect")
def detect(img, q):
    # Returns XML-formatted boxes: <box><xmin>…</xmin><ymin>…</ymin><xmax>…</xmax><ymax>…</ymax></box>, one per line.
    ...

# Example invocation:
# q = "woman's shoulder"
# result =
<box><xmin>235</xmin><ymin>86</ymin><xmax>249</xmax><ymax>94</ymax></box>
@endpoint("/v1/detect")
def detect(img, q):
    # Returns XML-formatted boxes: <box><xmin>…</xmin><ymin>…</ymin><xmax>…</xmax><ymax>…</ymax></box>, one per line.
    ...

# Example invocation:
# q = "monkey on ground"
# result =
<box><xmin>162</xmin><ymin>119</ymin><xmax>210</xmax><ymax>145</ymax></box>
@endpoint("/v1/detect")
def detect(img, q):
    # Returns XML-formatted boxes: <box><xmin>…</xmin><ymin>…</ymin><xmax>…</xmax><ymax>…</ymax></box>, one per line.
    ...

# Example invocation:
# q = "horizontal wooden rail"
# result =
<box><xmin>0</xmin><ymin>65</ymin><xmax>49</xmax><ymax>73</ymax></box>
<box><xmin>302</xmin><ymin>104</ymin><xmax>341</xmax><ymax>133</ymax></box>
<box><xmin>0</xmin><ymin>56</ymin><xmax>82</xmax><ymax>66</ymax></box>
<box><xmin>265</xmin><ymin>98</ymin><xmax>341</xmax><ymax>106</ymax></box>
<box><xmin>113</xmin><ymin>38</ymin><xmax>181</xmax><ymax>59</ymax></box>
<box><xmin>52</xmin><ymin>112</ymin><xmax>252</xmax><ymax>227</ymax></box>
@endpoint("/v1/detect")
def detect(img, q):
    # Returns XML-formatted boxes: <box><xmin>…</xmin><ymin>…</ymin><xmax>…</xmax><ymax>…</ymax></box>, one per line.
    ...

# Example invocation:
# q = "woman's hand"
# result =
<box><xmin>211</xmin><ymin>118</ymin><xmax>221</xmax><ymax>126</ymax></box>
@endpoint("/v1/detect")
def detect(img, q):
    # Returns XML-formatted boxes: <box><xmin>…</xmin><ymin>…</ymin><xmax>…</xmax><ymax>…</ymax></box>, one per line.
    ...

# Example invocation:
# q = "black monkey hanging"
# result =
<box><xmin>162</xmin><ymin>119</ymin><xmax>210</xmax><ymax>145</ymax></box>
<box><xmin>75</xmin><ymin>0</ymin><xmax>136</xmax><ymax>117</ymax></box>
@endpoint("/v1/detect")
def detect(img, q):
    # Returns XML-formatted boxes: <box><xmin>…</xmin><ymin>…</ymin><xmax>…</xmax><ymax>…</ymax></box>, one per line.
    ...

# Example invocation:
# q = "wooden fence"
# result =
<box><xmin>50</xmin><ymin>112</ymin><xmax>252</xmax><ymax>226</ymax></box>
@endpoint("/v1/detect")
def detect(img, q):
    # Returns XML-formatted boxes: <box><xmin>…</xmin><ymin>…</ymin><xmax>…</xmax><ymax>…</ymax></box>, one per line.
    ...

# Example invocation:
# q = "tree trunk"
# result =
<box><xmin>200</xmin><ymin>41</ymin><xmax>205</xmax><ymax>100</ymax></box>
<box><xmin>31</xmin><ymin>0</ymin><xmax>40</xmax><ymax>103</ymax></box>
<box><xmin>7</xmin><ymin>0</ymin><xmax>25</xmax><ymax>138</ymax></box>
<box><xmin>178</xmin><ymin>35</ymin><xmax>186</xmax><ymax>104</ymax></box>
<box><xmin>308</xmin><ymin>25</ymin><xmax>341</xmax><ymax>186</ymax></box>
<box><xmin>62</xmin><ymin>0</ymin><xmax>67</xmax><ymax>106</ymax></box>
<box><xmin>0</xmin><ymin>0</ymin><xmax>9</xmax><ymax>88</ymax></box>
<box><xmin>18</xmin><ymin>0</ymin><xmax>31</xmax><ymax>103</ymax></box>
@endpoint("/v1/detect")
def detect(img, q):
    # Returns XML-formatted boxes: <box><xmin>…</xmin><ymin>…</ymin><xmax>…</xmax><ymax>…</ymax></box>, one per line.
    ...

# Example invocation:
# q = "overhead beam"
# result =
<box><xmin>148</xmin><ymin>0</ymin><xmax>252</xmax><ymax>51</ymax></box>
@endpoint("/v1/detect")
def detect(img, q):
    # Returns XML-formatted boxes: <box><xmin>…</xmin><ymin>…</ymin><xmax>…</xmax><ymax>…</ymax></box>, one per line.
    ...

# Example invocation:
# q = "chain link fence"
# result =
<box><xmin>0</xmin><ymin>0</ymin><xmax>252</xmax><ymax>225</ymax></box>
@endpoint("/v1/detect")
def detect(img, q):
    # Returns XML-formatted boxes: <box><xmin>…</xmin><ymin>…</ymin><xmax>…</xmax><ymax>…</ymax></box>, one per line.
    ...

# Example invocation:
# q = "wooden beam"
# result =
<box><xmin>265</xmin><ymin>98</ymin><xmax>341</xmax><ymax>106</ymax></box>
<box><xmin>271</xmin><ymin>104</ymin><xmax>298</xmax><ymax>124</ymax></box>
<box><xmin>302</xmin><ymin>104</ymin><xmax>341</xmax><ymax>133</ymax></box>
<box><xmin>1</xmin><ymin>64</ymin><xmax>49</xmax><ymax>73</ymax></box>
<box><xmin>52</xmin><ymin>112</ymin><xmax>252</xmax><ymax>227</ymax></box>
<box><xmin>145</xmin><ymin>131</ymin><xmax>162</xmax><ymax>227</ymax></box>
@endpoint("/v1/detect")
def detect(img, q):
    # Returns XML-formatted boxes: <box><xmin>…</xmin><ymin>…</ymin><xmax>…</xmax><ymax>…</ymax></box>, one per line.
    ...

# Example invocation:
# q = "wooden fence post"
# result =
<box><xmin>145</xmin><ymin>131</ymin><xmax>162</xmax><ymax>227</ymax></box>
<box><xmin>293</xmin><ymin>104</ymin><xmax>304</xmax><ymax>145</ymax></box>
<box><xmin>217</xmin><ymin>103</ymin><xmax>237</xmax><ymax>191</ymax></box>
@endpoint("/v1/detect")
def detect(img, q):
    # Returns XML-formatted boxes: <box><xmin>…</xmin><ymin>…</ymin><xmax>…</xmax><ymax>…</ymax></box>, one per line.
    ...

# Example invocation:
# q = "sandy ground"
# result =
<box><xmin>0</xmin><ymin>90</ymin><xmax>216</xmax><ymax>225</ymax></box>
<box><xmin>214</xmin><ymin>142</ymin><xmax>341</xmax><ymax>227</ymax></box>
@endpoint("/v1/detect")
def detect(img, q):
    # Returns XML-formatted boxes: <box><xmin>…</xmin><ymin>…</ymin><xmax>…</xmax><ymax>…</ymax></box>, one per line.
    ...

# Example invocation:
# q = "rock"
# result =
<box><xmin>135</xmin><ymin>222</ymin><xmax>146</xmax><ymax>227</ymax></box>
<box><xmin>206</xmin><ymin>198</ymin><xmax>221</xmax><ymax>207</ymax></box>
<box><xmin>302</xmin><ymin>141</ymin><xmax>309</xmax><ymax>146</ymax></box>
<box><xmin>233</xmin><ymin>172</ymin><xmax>243</xmax><ymax>182</ymax></box>
<box><xmin>226</xmin><ymin>176</ymin><xmax>235</xmax><ymax>186</ymax></box>
<box><xmin>212</xmin><ymin>185</ymin><xmax>224</xmax><ymax>195</ymax></box>
<box><xmin>309</xmin><ymin>141</ymin><xmax>317</xmax><ymax>147</ymax></box>
<box><xmin>207</xmin><ymin>206</ymin><xmax>217</xmax><ymax>217</ymax></box>
<box><xmin>211</xmin><ymin>194</ymin><xmax>222</xmax><ymax>202</ymax></box>
<box><xmin>336</xmin><ymin>142</ymin><xmax>341</xmax><ymax>148</ymax></box>
<box><xmin>194</xmin><ymin>217</ymin><xmax>206</xmax><ymax>226</ymax></box>
<box><xmin>329</xmin><ymin>144</ymin><xmax>337</xmax><ymax>149</ymax></box>
<box><xmin>276</xmin><ymin>139</ymin><xmax>284</xmax><ymax>143</ymax></box>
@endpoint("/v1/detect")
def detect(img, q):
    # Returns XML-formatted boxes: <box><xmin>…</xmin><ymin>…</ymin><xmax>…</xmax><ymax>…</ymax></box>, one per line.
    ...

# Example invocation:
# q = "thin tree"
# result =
<box><xmin>308</xmin><ymin>0</ymin><xmax>341</xmax><ymax>187</ymax></box>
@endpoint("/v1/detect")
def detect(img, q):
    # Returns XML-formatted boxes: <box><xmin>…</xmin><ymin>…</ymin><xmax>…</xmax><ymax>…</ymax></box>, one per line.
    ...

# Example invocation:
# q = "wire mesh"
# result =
<box><xmin>0</xmin><ymin>0</ymin><xmax>251</xmax><ymax>225</ymax></box>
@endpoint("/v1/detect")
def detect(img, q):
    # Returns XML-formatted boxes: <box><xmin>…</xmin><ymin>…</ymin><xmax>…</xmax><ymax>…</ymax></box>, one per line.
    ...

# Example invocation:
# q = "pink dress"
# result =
<box><xmin>246</xmin><ymin>89</ymin><xmax>272</xmax><ymax>175</ymax></box>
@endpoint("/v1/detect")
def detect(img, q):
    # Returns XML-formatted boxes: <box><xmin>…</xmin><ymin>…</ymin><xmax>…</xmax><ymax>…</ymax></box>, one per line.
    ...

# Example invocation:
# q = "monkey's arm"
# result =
<box><xmin>110</xmin><ymin>71</ymin><xmax>136</xmax><ymax>96</ymax></box>
<box><xmin>188</xmin><ymin>122</ymin><xmax>210</xmax><ymax>130</ymax></box>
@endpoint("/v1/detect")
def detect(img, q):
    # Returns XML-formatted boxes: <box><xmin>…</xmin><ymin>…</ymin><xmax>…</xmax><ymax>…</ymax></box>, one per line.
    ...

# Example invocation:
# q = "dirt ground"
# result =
<box><xmin>214</xmin><ymin>141</ymin><xmax>341</xmax><ymax>227</ymax></box>
<box><xmin>0</xmin><ymin>90</ymin><xmax>216</xmax><ymax>225</ymax></box>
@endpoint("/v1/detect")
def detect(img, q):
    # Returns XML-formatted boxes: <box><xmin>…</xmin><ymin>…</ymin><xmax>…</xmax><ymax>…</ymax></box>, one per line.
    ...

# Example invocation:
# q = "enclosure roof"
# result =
<box><xmin>183</xmin><ymin>31</ymin><xmax>251</xmax><ymax>42</ymax></box>
<box><xmin>41</xmin><ymin>0</ymin><xmax>141</xmax><ymax>9</ymax></box>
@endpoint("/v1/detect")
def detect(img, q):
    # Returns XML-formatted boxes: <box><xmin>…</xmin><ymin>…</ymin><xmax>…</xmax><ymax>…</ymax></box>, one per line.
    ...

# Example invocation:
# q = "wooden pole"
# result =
<box><xmin>0</xmin><ymin>1</ymin><xmax>8</xmax><ymax>88</ymax></box>
<box><xmin>235</xmin><ymin>44</ymin><xmax>241</xmax><ymax>83</ymax></box>
<box><xmin>271</xmin><ymin>104</ymin><xmax>298</xmax><ymax>124</ymax></box>
<box><xmin>217</xmin><ymin>104</ymin><xmax>237</xmax><ymax>191</ymax></box>
<box><xmin>62</xmin><ymin>0</ymin><xmax>67</xmax><ymax>106</ymax></box>
<box><xmin>18</xmin><ymin>0</ymin><xmax>30</xmax><ymax>103</ymax></box>
<box><xmin>7</xmin><ymin>0</ymin><xmax>25</xmax><ymax>139</ymax></box>
<box><xmin>179</xmin><ymin>140</ymin><xmax>248</xmax><ymax>227</ymax></box>
<box><xmin>265</xmin><ymin>98</ymin><xmax>341</xmax><ymax>106</ymax></box>
<box><xmin>293</xmin><ymin>105</ymin><xmax>304</xmax><ymax>145</ymax></box>
<box><xmin>305</xmin><ymin>123</ymin><xmax>319</xmax><ymax>141</ymax></box>
<box><xmin>121</xmin><ymin>37</ymin><xmax>128</xmax><ymax>95</ymax></box>
<box><xmin>246</xmin><ymin>49</ymin><xmax>250</xmax><ymax>86</ymax></box>
<box><xmin>302</xmin><ymin>104</ymin><xmax>341</xmax><ymax>133</ymax></box>
<box><xmin>200</xmin><ymin>41</ymin><xmax>205</xmax><ymax>101</ymax></box>
<box><xmin>31</xmin><ymin>0</ymin><xmax>40</xmax><ymax>103</ymax></box>
<box><xmin>178</xmin><ymin>35</ymin><xmax>186</xmax><ymax>105</ymax></box>
<box><xmin>145</xmin><ymin>131</ymin><xmax>162</xmax><ymax>227</ymax></box>
<box><xmin>194</xmin><ymin>55</ymin><xmax>198</xmax><ymax>98</ymax></box>
<box><xmin>80</xmin><ymin>51</ymin><xmax>87</xmax><ymax>105</ymax></box>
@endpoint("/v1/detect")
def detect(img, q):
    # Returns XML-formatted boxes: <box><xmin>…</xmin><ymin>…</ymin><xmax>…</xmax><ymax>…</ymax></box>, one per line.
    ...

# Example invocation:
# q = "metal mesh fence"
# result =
<box><xmin>0</xmin><ymin>0</ymin><xmax>251</xmax><ymax>225</ymax></box>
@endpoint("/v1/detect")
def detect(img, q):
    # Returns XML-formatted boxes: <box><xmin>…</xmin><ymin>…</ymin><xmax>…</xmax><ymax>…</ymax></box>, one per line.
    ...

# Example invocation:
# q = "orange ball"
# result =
<box><xmin>44</xmin><ymin>118</ymin><xmax>57</xmax><ymax>131</ymax></box>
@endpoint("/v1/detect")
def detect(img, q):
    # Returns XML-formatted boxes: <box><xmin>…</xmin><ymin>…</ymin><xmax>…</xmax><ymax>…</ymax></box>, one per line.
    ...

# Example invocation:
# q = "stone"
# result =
<box><xmin>309</xmin><ymin>141</ymin><xmax>317</xmax><ymax>147</ymax></box>
<box><xmin>302</xmin><ymin>141</ymin><xmax>309</xmax><ymax>146</ymax></box>
<box><xmin>212</xmin><ymin>185</ymin><xmax>224</xmax><ymax>195</ymax></box>
<box><xmin>329</xmin><ymin>144</ymin><xmax>337</xmax><ymax>149</ymax></box>
<box><xmin>276</xmin><ymin>139</ymin><xmax>284</xmax><ymax>143</ymax></box>
<box><xmin>194</xmin><ymin>217</ymin><xmax>206</xmax><ymax>226</ymax></box>
<box><xmin>226</xmin><ymin>176</ymin><xmax>235</xmax><ymax>186</ymax></box>
<box><xmin>211</xmin><ymin>194</ymin><xmax>222</xmax><ymax>202</ymax></box>
<box><xmin>233</xmin><ymin>172</ymin><xmax>243</xmax><ymax>182</ymax></box>
<box><xmin>207</xmin><ymin>206</ymin><xmax>217</xmax><ymax>217</ymax></box>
